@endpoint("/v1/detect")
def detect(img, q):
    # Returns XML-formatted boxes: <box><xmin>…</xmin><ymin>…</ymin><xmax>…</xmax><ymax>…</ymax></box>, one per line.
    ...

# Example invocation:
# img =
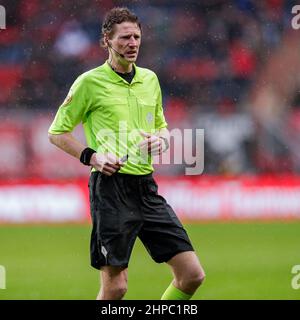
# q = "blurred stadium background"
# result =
<box><xmin>0</xmin><ymin>0</ymin><xmax>300</xmax><ymax>299</ymax></box>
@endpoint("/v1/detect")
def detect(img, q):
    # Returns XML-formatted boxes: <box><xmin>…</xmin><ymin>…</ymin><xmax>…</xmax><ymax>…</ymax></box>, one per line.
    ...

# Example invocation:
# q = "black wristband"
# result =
<box><xmin>80</xmin><ymin>147</ymin><xmax>96</xmax><ymax>166</ymax></box>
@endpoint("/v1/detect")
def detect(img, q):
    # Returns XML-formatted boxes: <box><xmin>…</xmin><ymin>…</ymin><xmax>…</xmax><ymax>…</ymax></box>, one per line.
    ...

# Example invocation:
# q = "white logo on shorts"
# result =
<box><xmin>101</xmin><ymin>246</ymin><xmax>108</xmax><ymax>258</ymax></box>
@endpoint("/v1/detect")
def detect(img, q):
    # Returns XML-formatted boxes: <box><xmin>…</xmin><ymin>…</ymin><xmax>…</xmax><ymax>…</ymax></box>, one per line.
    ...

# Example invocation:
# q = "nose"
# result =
<box><xmin>128</xmin><ymin>36</ymin><xmax>138</xmax><ymax>47</ymax></box>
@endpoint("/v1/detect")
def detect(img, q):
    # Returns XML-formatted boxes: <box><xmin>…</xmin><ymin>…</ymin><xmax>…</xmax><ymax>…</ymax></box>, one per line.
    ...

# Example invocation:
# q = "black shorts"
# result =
<box><xmin>88</xmin><ymin>171</ymin><xmax>194</xmax><ymax>270</ymax></box>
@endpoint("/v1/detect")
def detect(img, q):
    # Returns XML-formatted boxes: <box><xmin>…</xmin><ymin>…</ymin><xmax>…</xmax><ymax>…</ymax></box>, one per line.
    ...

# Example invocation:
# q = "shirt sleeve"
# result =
<box><xmin>154</xmin><ymin>75</ymin><xmax>168</xmax><ymax>130</ymax></box>
<box><xmin>48</xmin><ymin>75</ymin><xmax>90</xmax><ymax>134</ymax></box>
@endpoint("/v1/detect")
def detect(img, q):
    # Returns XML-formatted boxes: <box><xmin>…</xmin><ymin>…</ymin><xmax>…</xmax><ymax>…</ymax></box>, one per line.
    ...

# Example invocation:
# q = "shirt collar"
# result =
<box><xmin>103</xmin><ymin>61</ymin><xmax>143</xmax><ymax>84</ymax></box>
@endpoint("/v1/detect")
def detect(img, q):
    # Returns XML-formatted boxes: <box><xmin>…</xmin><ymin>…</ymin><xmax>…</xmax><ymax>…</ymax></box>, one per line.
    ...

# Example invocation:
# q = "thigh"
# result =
<box><xmin>89</xmin><ymin>172</ymin><xmax>142</xmax><ymax>269</ymax></box>
<box><xmin>167</xmin><ymin>251</ymin><xmax>205</xmax><ymax>279</ymax></box>
<box><xmin>139</xmin><ymin>177</ymin><xmax>194</xmax><ymax>263</ymax></box>
<box><xmin>100</xmin><ymin>266</ymin><xmax>128</xmax><ymax>287</ymax></box>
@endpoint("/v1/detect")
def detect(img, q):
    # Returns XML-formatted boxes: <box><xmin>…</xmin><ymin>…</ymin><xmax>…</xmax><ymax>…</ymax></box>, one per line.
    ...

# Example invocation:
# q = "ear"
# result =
<box><xmin>104</xmin><ymin>34</ymin><xmax>110</xmax><ymax>48</ymax></box>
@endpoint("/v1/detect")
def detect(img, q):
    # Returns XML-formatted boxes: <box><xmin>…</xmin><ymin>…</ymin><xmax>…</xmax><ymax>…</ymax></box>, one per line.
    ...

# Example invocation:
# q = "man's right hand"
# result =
<box><xmin>90</xmin><ymin>153</ymin><xmax>124</xmax><ymax>176</ymax></box>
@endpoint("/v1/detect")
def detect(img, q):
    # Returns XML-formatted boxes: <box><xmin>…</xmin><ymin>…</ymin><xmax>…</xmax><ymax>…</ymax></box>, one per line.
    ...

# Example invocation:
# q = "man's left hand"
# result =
<box><xmin>138</xmin><ymin>131</ymin><xmax>165</xmax><ymax>156</ymax></box>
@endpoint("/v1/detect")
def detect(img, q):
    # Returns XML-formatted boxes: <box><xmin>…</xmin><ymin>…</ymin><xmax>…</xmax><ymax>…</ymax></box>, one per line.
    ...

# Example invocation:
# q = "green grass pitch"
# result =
<box><xmin>0</xmin><ymin>222</ymin><xmax>299</xmax><ymax>300</ymax></box>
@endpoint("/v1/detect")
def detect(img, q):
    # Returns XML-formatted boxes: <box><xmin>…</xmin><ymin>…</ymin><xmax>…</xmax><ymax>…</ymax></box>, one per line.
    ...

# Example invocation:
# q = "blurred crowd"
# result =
<box><xmin>0</xmin><ymin>0</ymin><xmax>299</xmax><ymax>177</ymax></box>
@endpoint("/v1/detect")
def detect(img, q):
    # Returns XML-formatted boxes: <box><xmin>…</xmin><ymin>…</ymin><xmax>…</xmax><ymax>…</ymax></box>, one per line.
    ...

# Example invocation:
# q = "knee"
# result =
<box><xmin>180</xmin><ymin>269</ymin><xmax>206</xmax><ymax>291</ymax></box>
<box><xmin>196</xmin><ymin>270</ymin><xmax>206</xmax><ymax>286</ymax></box>
<box><xmin>189</xmin><ymin>271</ymin><xmax>205</xmax><ymax>288</ymax></box>
<box><xmin>100</xmin><ymin>283</ymin><xmax>128</xmax><ymax>300</ymax></box>
<box><xmin>110</xmin><ymin>285</ymin><xmax>128</xmax><ymax>299</ymax></box>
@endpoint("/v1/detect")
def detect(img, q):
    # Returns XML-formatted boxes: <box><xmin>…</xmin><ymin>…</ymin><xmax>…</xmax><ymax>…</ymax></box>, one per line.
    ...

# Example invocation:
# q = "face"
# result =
<box><xmin>108</xmin><ymin>22</ymin><xmax>141</xmax><ymax>63</ymax></box>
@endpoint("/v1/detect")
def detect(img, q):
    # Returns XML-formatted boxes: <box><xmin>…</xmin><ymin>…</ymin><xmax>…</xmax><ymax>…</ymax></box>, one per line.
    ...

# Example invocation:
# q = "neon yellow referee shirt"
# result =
<box><xmin>48</xmin><ymin>61</ymin><xmax>168</xmax><ymax>175</ymax></box>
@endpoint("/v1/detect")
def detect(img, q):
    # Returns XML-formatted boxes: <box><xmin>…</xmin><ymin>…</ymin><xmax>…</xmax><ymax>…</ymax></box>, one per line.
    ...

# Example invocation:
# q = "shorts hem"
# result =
<box><xmin>153</xmin><ymin>248</ymin><xmax>194</xmax><ymax>264</ymax></box>
<box><xmin>91</xmin><ymin>262</ymin><xmax>129</xmax><ymax>270</ymax></box>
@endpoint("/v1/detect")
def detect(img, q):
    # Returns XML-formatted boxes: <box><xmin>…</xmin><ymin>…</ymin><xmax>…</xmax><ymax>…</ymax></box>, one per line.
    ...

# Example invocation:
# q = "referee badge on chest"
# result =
<box><xmin>146</xmin><ymin>111</ymin><xmax>154</xmax><ymax>124</ymax></box>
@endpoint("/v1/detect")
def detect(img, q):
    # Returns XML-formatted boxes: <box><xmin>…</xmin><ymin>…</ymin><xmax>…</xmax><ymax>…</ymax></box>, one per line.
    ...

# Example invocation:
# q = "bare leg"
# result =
<box><xmin>96</xmin><ymin>266</ymin><xmax>128</xmax><ymax>300</ymax></box>
<box><xmin>167</xmin><ymin>251</ymin><xmax>205</xmax><ymax>295</ymax></box>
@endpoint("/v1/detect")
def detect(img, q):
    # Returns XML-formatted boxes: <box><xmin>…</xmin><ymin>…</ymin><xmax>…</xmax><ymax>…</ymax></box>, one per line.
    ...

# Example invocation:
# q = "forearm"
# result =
<box><xmin>48</xmin><ymin>132</ymin><xmax>86</xmax><ymax>159</ymax></box>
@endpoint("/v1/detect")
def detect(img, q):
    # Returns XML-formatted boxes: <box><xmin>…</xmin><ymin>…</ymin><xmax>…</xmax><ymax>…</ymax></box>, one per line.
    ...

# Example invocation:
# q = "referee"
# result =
<box><xmin>48</xmin><ymin>7</ymin><xmax>205</xmax><ymax>300</ymax></box>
